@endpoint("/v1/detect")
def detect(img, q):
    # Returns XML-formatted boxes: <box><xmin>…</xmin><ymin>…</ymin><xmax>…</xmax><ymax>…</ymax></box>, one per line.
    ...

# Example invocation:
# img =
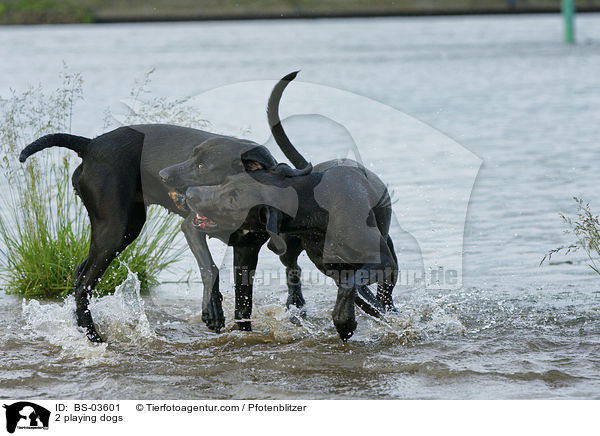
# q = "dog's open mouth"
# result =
<box><xmin>193</xmin><ymin>214</ymin><xmax>218</xmax><ymax>230</ymax></box>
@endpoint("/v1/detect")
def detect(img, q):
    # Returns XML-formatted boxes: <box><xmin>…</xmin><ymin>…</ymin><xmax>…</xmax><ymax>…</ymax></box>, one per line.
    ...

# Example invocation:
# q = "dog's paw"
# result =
<box><xmin>85</xmin><ymin>326</ymin><xmax>104</xmax><ymax>343</ymax></box>
<box><xmin>288</xmin><ymin>308</ymin><xmax>307</xmax><ymax>326</ymax></box>
<box><xmin>377</xmin><ymin>295</ymin><xmax>398</xmax><ymax>314</ymax></box>
<box><xmin>332</xmin><ymin>300</ymin><xmax>357</xmax><ymax>341</ymax></box>
<box><xmin>75</xmin><ymin>309</ymin><xmax>104</xmax><ymax>343</ymax></box>
<box><xmin>202</xmin><ymin>297</ymin><xmax>225</xmax><ymax>333</ymax></box>
<box><xmin>384</xmin><ymin>304</ymin><xmax>399</xmax><ymax>315</ymax></box>
<box><xmin>286</xmin><ymin>286</ymin><xmax>306</xmax><ymax>310</ymax></box>
<box><xmin>232</xmin><ymin>321</ymin><xmax>252</xmax><ymax>331</ymax></box>
<box><xmin>333</xmin><ymin>318</ymin><xmax>357</xmax><ymax>341</ymax></box>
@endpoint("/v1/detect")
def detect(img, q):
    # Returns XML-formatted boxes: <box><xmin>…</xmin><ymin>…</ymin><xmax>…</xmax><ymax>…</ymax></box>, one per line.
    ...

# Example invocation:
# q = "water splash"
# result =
<box><xmin>91</xmin><ymin>266</ymin><xmax>155</xmax><ymax>343</ymax></box>
<box><xmin>148</xmin><ymin>279</ymin><xmax>467</xmax><ymax>347</ymax></box>
<box><xmin>21</xmin><ymin>266</ymin><xmax>155</xmax><ymax>363</ymax></box>
<box><xmin>357</xmin><ymin>291</ymin><xmax>466</xmax><ymax>344</ymax></box>
<box><xmin>252</xmin><ymin>304</ymin><xmax>327</xmax><ymax>342</ymax></box>
<box><xmin>22</xmin><ymin>296</ymin><xmax>110</xmax><ymax>363</ymax></box>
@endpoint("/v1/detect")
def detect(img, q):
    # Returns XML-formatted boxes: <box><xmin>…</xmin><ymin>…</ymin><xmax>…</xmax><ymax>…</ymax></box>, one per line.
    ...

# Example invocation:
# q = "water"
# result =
<box><xmin>1</xmin><ymin>14</ymin><xmax>600</xmax><ymax>399</ymax></box>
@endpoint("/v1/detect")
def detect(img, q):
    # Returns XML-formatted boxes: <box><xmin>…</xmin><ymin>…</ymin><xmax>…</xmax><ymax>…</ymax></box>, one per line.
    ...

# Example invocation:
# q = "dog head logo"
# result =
<box><xmin>3</xmin><ymin>402</ymin><xmax>50</xmax><ymax>434</ymax></box>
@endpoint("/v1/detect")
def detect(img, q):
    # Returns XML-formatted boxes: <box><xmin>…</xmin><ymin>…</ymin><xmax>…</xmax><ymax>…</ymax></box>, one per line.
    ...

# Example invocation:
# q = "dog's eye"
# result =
<box><xmin>245</xmin><ymin>161</ymin><xmax>264</xmax><ymax>171</ymax></box>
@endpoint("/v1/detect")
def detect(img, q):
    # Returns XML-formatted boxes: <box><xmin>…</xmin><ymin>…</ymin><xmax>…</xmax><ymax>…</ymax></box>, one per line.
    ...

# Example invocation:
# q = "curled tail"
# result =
<box><xmin>19</xmin><ymin>133</ymin><xmax>91</xmax><ymax>163</ymax></box>
<box><xmin>267</xmin><ymin>71</ymin><xmax>309</xmax><ymax>169</ymax></box>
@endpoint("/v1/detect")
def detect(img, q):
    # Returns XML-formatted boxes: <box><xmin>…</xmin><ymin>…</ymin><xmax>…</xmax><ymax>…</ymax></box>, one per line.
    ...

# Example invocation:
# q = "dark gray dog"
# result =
<box><xmin>185</xmin><ymin>160</ymin><xmax>399</xmax><ymax>340</ymax></box>
<box><xmin>19</xmin><ymin>124</ymin><xmax>279</xmax><ymax>342</ymax></box>
<box><xmin>183</xmin><ymin>74</ymin><xmax>399</xmax><ymax>340</ymax></box>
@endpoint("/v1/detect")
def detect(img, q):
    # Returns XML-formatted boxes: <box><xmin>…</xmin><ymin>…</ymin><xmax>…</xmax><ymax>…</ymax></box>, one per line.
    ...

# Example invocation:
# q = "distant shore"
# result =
<box><xmin>93</xmin><ymin>7</ymin><xmax>600</xmax><ymax>24</ymax></box>
<box><xmin>1</xmin><ymin>0</ymin><xmax>599</xmax><ymax>26</ymax></box>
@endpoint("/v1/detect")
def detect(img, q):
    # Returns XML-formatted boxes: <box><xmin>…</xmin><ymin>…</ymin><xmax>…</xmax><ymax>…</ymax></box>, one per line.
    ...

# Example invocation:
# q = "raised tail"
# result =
<box><xmin>19</xmin><ymin>133</ymin><xmax>91</xmax><ymax>163</ymax></box>
<box><xmin>267</xmin><ymin>71</ymin><xmax>309</xmax><ymax>169</ymax></box>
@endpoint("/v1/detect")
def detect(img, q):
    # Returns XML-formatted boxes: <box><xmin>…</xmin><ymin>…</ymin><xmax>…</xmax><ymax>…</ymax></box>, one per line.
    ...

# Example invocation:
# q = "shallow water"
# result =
<box><xmin>1</xmin><ymin>14</ymin><xmax>600</xmax><ymax>399</ymax></box>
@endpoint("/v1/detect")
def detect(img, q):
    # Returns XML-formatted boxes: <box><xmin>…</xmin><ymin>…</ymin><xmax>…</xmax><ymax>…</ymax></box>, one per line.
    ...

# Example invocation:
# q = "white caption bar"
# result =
<box><xmin>1</xmin><ymin>400</ymin><xmax>595</xmax><ymax>436</ymax></box>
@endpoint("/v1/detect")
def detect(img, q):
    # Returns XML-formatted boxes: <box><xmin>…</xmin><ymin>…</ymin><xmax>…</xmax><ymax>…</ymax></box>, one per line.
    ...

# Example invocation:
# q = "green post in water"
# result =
<box><xmin>562</xmin><ymin>0</ymin><xmax>576</xmax><ymax>44</ymax></box>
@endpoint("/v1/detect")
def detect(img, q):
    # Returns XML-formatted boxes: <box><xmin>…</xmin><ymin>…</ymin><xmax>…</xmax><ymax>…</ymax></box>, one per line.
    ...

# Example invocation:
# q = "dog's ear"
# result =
<box><xmin>263</xmin><ymin>207</ymin><xmax>286</xmax><ymax>255</ymax></box>
<box><xmin>241</xmin><ymin>146</ymin><xmax>277</xmax><ymax>171</ymax></box>
<box><xmin>271</xmin><ymin>162</ymin><xmax>313</xmax><ymax>178</ymax></box>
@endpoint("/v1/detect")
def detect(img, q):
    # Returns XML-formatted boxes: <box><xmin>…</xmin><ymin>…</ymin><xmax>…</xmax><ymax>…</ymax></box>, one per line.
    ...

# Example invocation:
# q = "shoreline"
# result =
<box><xmin>91</xmin><ymin>6</ymin><xmax>600</xmax><ymax>24</ymax></box>
<box><xmin>2</xmin><ymin>6</ymin><xmax>600</xmax><ymax>26</ymax></box>
<box><xmin>91</xmin><ymin>7</ymin><xmax>600</xmax><ymax>24</ymax></box>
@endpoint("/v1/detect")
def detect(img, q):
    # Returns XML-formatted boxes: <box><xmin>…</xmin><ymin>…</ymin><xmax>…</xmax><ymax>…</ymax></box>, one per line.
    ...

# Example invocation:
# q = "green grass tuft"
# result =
<box><xmin>541</xmin><ymin>197</ymin><xmax>600</xmax><ymax>275</ymax></box>
<box><xmin>0</xmin><ymin>67</ymin><xmax>192</xmax><ymax>298</ymax></box>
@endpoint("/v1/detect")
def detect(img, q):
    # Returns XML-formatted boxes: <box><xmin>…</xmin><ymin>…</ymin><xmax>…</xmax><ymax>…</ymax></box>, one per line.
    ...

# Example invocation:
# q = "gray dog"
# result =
<box><xmin>183</xmin><ymin>73</ymin><xmax>399</xmax><ymax>340</ymax></box>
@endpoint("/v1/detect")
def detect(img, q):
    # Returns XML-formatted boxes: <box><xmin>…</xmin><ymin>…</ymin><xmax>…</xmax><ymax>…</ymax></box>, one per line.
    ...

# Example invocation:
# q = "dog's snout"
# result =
<box><xmin>158</xmin><ymin>168</ymin><xmax>170</xmax><ymax>183</ymax></box>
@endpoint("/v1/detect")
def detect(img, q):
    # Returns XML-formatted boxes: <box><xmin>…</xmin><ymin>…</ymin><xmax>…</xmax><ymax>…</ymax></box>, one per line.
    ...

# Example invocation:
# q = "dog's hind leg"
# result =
<box><xmin>73</xmin><ymin>259</ymin><xmax>87</xmax><ymax>287</ymax></box>
<box><xmin>74</xmin><ymin>202</ymin><xmax>146</xmax><ymax>342</ymax></box>
<box><xmin>181</xmin><ymin>216</ymin><xmax>224</xmax><ymax>333</ymax></box>
<box><xmin>376</xmin><ymin>236</ymin><xmax>399</xmax><ymax>313</ymax></box>
<box><xmin>355</xmin><ymin>285</ymin><xmax>385</xmax><ymax>318</ymax></box>
<box><xmin>279</xmin><ymin>236</ymin><xmax>305</xmax><ymax>310</ymax></box>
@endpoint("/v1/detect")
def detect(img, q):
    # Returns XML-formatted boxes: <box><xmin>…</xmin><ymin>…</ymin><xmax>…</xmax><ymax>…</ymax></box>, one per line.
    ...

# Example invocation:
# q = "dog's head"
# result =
<box><xmin>159</xmin><ymin>137</ymin><xmax>277</xmax><ymax>190</ymax></box>
<box><xmin>185</xmin><ymin>163</ymin><xmax>312</xmax><ymax>254</ymax></box>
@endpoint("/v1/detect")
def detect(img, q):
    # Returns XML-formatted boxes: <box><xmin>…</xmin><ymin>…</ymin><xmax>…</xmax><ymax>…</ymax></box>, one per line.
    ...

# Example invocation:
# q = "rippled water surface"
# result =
<box><xmin>1</xmin><ymin>14</ymin><xmax>600</xmax><ymax>399</ymax></box>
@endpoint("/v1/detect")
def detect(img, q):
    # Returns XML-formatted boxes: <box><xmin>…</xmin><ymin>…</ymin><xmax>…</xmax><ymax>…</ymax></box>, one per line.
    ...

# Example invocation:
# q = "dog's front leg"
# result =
<box><xmin>232</xmin><ymin>244</ymin><xmax>262</xmax><ymax>331</ymax></box>
<box><xmin>279</xmin><ymin>236</ymin><xmax>305</xmax><ymax>310</ymax></box>
<box><xmin>181</xmin><ymin>216</ymin><xmax>224</xmax><ymax>332</ymax></box>
<box><xmin>74</xmin><ymin>286</ymin><xmax>103</xmax><ymax>343</ymax></box>
<box><xmin>332</xmin><ymin>284</ymin><xmax>358</xmax><ymax>341</ymax></box>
